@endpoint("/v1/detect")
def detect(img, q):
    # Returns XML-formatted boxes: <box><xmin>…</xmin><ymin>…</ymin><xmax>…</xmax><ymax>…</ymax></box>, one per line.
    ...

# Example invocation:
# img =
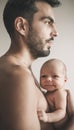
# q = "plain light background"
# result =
<box><xmin>0</xmin><ymin>0</ymin><xmax>74</xmax><ymax>96</ymax></box>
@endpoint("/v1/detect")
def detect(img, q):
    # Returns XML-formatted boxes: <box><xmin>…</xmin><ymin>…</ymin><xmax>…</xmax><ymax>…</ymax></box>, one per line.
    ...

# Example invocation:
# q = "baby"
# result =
<box><xmin>37</xmin><ymin>58</ymin><xmax>68</xmax><ymax>128</ymax></box>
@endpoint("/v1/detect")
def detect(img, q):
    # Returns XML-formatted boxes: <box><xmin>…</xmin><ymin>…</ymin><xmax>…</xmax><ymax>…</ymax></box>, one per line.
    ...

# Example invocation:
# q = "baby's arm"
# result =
<box><xmin>37</xmin><ymin>108</ymin><xmax>48</xmax><ymax>122</ymax></box>
<box><xmin>55</xmin><ymin>90</ymin><xmax>74</xmax><ymax>130</ymax></box>
<box><xmin>51</xmin><ymin>90</ymin><xmax>67</xmax><ymax>122</ymax></box>
<box><xmin>37</xmin><ymin>90</ymin><xmax>67</xmax><ymax>123</ymax></box>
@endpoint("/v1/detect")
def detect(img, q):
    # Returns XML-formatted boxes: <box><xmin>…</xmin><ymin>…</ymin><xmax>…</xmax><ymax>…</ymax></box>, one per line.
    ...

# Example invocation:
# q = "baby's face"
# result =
<box><xmin>40</xmin><ymin>62</ymin><xmax>67</xmax><ymax>92</ymax></box>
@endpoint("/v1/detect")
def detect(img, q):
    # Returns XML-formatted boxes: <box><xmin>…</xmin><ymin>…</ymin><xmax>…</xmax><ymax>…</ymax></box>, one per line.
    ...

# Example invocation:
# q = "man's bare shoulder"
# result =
<box><xmin>0</xmin><ymin>56</ymin><xmax>29</xmax><ymax>73</ymax></box>
<box><xmin>0</xmin><ymin>57</ymin><xmax>35</xmax><ymax>90</ymax></box>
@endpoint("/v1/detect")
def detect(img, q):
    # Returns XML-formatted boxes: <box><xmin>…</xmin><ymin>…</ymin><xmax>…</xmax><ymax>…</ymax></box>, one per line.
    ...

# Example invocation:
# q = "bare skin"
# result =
<box><xmin>38</xmin><ymin>59</ymin><xmax>68</xmax><ymax>127</ymax></box>
<box><xmin>0</xmin><ymin>2</ymin><xmax>54</xmax><ymax>129</ymax></box>
<box><xmin>0</xmin><ymin>56</ymin><xmax>53</xmax><ymax>130</ymax></box>
<box><xmin>0</xmin><ymin>1</ymin><xmax>74</xmax><ymax>130</ymax></box>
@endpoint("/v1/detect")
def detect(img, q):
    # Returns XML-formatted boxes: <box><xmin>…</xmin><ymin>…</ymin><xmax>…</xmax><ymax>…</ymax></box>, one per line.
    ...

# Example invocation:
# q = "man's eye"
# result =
<box><xmin>45</xmin><ymin>20</ymin><xmax>51</xmax><ymax>24</ymax></box>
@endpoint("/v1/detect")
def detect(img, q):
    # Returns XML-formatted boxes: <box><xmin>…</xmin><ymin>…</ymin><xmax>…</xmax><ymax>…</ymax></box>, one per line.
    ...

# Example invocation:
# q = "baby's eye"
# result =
<box><xmin>53</xmin><ymin>75</ymin><xmax>59</xmax><ymax>78</ymax></box>
<box><xmin>40</xmin><ymin>75</ymin><xmax>47</xmax><ymax>78</ymax></box>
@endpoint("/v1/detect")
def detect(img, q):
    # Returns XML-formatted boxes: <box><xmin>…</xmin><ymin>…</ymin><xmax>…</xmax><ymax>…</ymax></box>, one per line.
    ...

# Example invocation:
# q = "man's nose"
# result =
<box><xmin>51</xmin><ymin>24</ymin><xmax>58</xmax><ymax>37</ymax></box>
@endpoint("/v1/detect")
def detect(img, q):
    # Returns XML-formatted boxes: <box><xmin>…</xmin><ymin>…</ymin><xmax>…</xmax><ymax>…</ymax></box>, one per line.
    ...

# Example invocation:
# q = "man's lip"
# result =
<box><xmin>47</xmin><ymin>41</ymin><xmax>53</xmax><ymax>47</ymax></box>
<box><xmin>46</xmin><ymin>37</ymin><xmax>54</xmax><ymax>43</ymax></box>
<box><xmin>46</xmin><ymin>37</ymin><xmax>54</xmax><ymax>46</ymax></box>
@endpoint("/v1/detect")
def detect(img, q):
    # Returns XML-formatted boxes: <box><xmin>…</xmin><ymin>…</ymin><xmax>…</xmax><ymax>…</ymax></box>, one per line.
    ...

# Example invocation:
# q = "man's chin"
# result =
<box><xmin>39</xmin><ymin>50</ymin><xmax>50</xmax><ymax>58</ymax></box>
<box><xmin>33</xmin><ymin>49</ymin><xmax>50</xmax><ymax>59</ymax></box>
<box><xmin>43</xmin><ymin>49</ymin><xmax>50</xmax><ymax>56</ymax></box>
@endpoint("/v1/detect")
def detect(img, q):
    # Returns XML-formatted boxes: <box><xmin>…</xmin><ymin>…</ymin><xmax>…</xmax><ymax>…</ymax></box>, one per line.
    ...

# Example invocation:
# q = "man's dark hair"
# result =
<box><xmin>3</xmin><ymin>0</ymin><xmax>61</xmax><ymax>37</ymax></box>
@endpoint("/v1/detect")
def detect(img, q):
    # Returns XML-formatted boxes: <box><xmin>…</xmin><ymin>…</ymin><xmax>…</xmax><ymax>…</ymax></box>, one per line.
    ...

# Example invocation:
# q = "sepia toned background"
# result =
<box><xmin>0</xmin><ymin>0</ymin><xmax>74</xmax><ymax>96</ymax></box>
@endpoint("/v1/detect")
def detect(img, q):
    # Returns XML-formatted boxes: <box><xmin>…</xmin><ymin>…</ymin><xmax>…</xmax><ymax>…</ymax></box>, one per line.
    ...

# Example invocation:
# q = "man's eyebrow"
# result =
<box><xmin>40</xmin><ymin>16</ymin><xmax>55</xmax><ymax>23</ymax></box>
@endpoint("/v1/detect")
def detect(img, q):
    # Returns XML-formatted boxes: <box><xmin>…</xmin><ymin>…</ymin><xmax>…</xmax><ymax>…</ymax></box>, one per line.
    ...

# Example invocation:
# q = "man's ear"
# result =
<box><xmin>14</xmin><ymin>17</ymin><xmax>28</xmax><ymax>36</ymax></box>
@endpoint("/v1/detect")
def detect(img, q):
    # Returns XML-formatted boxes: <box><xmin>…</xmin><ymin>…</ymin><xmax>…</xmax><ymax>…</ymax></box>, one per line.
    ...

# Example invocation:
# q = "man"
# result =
<box><xmin>0</xmin><ymin>0</ymin><xmax>74</xmax><ymax>130</ymax></box>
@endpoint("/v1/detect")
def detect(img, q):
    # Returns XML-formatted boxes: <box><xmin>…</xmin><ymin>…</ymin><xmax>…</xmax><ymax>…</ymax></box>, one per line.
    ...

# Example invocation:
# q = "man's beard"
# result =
<box><xmin>25</xmin><ymin>25</ymin><xmax>50</xmax><ymax>59</ymax></box>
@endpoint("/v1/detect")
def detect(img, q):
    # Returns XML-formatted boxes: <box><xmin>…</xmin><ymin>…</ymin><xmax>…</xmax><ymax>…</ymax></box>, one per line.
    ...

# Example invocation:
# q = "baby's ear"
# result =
<box><xmin>65</xmin><ymin>76</ymin><xmax>68</xmax><ymax>82</ymax></box>
<box><xmin>14</xmin><ymin>17</ymin><xmax>29</xmax><ymax>36</ymax></box>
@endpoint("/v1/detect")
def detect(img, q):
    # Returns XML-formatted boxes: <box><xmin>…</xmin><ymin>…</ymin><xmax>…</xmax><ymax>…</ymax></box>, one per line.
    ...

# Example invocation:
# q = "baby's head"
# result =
<box><xmin>40</xmin><ymin>59</ymin><xmax>67</xmax><ymax>92</ymax></box>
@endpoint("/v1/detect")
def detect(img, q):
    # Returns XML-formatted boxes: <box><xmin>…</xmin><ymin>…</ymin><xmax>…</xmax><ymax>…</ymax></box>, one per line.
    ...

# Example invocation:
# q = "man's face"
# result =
<box><xmin>26</xmin><ymin>1</ymin><xmax>58</xmax><ymax>58</ymax></box>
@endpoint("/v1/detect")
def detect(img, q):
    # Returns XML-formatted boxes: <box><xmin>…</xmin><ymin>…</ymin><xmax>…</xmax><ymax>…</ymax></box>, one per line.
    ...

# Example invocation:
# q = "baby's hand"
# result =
<box><xmin>37</xmin><ymin>109</ymin><xmax>48</xmax><ymax>122</ymax></box>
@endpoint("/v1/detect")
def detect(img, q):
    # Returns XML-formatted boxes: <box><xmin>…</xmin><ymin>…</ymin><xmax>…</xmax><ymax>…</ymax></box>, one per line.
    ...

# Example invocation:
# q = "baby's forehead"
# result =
<box><xmin>40</xmin><ymin>61</ymin><xmax>65</xmax><ymax>74</ymax></box>
<box><xmin>41</xmin><ymin>60</ymin><xmax>65</xmax><ymax>69</ymax></box>
<box><xmin>41</xmin><ymin>61</ymin><xmax>60</xmax><ymax>70</ymax></box>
